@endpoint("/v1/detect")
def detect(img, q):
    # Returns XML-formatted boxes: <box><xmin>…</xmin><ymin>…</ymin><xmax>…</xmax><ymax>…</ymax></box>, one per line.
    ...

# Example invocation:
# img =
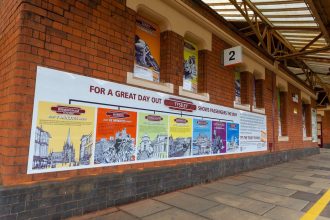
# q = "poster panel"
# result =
<box><xmin>192</xmin><ymin>119</ymin><xmax>212</xmax><ymax>156</ymax></box>
<box><xmin>169</xmin><ymin>116</ymin><xmax>192</xmax><ymax>158</ymax></box>
<box><xmin>226</xmin><ymin>123</ymin><xmax>240</xmax><ymax>153</ymax></box>
<box><xmin>134</xmin><ymin>16</ymin><xmax>160</xmax><ymax>82</ymax></box>
<box><xmin>240</xmin><ymin>111</ymin><xmax>267</xmax><ymax>152</ymax></box>
<box><xmin>137</xmin><ymin>113</ymin><xmax>169</xmax><ymax>160</ymax></box>
<box><xmin>183</xmin><ymin>40</ymin><xmax>198</xmax><ymax>92</ymax></box>
<box><xmin>211</xmin><ymin>121</ymin><xmax>227</xmax><ymax>154</ymax></box>
<box><xmin>31</xmin><ymin>101</ymin><xmax>95</xmax><ymax>173</ymax></box>
<box><xmin>94</xmin><ymin>108</ymin><xmax>137</xmax><ymax>164</ymax></box>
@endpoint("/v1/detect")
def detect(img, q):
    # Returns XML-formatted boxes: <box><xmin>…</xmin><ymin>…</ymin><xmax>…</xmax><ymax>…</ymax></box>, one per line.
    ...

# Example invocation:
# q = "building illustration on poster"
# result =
<box><xmin>226</xmin><ymin>123</ymin><xmax>240</xmax><ymax>153</ymax></box>
<box><xmin>32</xmin><ymin>102</ymin><xmax>95</xmax><ymax>170</ymax></box>
<box><xmin>94</xmin><ymin>108</ymin><xmax>137</xmax><ymax>164</ymax></box>
<box><xmin>192</xmin><ymin>119</ymin><xmax>211</xmax><ymax>156</ymax></box>
<box><xmin>212</xmin><ymin>121</ymin><xmax>227</xmax><ymax>154</ymax></box>
<box><xmin>134</xmin><ymin>16</ymin><xmax>161</xmax><ymax>82</ymax></box>
<box><xmin>183</xmin><ymin>40</ymin><xmax>198</xmax><ymax>92</ymax></box>
<box><xmin>137</xmin><ymin>113</ymin><xmax>169</xmax><ymax>160</ymax></box>
<box><xmin>169</xmin><ymin>116</ymin><xmax>192</xmax><ymax>158</ymax></box>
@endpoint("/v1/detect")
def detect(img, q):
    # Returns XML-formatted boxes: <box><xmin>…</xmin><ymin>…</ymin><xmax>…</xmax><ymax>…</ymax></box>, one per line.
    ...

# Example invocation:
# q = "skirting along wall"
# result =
<box><xmin>0</xmin><ymin>0</ymin><xmax>319</xmax><ymax>219</ymax></box>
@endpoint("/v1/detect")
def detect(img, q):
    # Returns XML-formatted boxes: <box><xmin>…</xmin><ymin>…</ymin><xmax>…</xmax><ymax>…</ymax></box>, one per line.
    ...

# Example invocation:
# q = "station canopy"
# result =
<box><xmin>202</xmin><ymin>0</ymin><xmax>330</xmax><ymax>106</ymax></box>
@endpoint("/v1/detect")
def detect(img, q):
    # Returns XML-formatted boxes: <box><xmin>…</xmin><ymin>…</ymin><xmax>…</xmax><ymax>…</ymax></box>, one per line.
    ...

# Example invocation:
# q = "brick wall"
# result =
<box><xmin>323</xmin><ymin>111</ymin><xmax>330</xmax><ymax>147</ymax></box>
<box><xmin>0</xmin><ymin>0</ymin><xmax>317</xmax><ymax>187</ymax></box>
<box><xmin>0</xmin><ymin>0</ymin><xmax>26</xmax><ymax>186</ymax></box>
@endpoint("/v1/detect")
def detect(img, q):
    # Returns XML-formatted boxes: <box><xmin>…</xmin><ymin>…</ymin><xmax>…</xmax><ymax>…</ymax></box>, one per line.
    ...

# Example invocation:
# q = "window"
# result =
<box><xmin>183</xmin><ymin>40</ymin><xmax>198</xmax><ymax>93</ymax></box>
<box><xmin>134</xmin><ymin>16</ymin><xmax>161</xmax><ymax>82</ymax></box>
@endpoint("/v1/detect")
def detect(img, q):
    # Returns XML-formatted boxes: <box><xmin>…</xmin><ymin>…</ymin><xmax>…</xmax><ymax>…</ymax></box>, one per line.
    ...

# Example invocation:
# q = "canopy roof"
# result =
<box><xmin>202</xmin><ymin>0</ymin><xmax>330</xmax><ymax>106</ymax></box>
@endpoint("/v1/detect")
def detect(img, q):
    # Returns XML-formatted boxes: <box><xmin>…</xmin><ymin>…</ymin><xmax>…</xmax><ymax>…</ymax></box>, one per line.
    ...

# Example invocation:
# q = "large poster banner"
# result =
<box><xmin>27</xmin><ymin>67</ymin><xmax>267</xmax><ymax>174</ymax></box>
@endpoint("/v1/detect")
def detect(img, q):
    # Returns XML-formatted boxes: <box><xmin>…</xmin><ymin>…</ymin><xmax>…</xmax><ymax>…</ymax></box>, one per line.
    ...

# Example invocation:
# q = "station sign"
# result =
<box><xmin>224</xmin><ymin>46</ymin><xmax>243</xmax><ymax>66</ymax></box>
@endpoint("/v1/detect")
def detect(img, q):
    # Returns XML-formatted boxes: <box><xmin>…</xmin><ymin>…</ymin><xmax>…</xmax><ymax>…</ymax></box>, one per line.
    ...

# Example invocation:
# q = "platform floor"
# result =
<box><xmin>72</xmin><ymin>149</ymin><xmax>330</xmax><ymax>220</ymax></box>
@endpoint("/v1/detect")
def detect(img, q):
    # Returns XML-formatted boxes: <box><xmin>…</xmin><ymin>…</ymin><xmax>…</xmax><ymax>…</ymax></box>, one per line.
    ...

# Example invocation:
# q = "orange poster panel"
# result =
<box><xmin>95</xmin><ymin>108</ymin><xmax>137</xmax><ymax>164</ymax></box>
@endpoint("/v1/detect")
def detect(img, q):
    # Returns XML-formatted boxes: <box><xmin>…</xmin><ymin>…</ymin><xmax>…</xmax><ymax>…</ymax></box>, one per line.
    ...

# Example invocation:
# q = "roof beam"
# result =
<box><xmin>304</xmin><ymin>0</ymin><xmax>330</xmax><ymax>44</ymax></box>
<box><xmin>277</xmin><ymin>45</ymin><xmax>330</xmax><ymax>59</ymax></box>
<box><xmin>273</xmin><ymin>26</ymin><xmax>320</xmax><ymax>31</ymax></box>
<box><xmin>300</xmin><ymin>56</ymin><xmax>330</xmax><ymax>63</ymax></box>
<box><xmin>299</xmin><ymin>32</ymin><xmax>323</xmax><ymax>52</ymax></box>
<box><xmin>229</xmin><ymin>0</ymin><xmax>267</xmax><ymax>49</ymax></box>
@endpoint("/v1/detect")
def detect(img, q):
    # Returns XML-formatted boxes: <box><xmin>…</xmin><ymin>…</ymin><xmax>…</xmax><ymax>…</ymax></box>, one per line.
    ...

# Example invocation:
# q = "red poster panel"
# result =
<box><xmin>95</xmin><ymin>108</ymin><xmax>137</xmax><ymax>164</ymax></box>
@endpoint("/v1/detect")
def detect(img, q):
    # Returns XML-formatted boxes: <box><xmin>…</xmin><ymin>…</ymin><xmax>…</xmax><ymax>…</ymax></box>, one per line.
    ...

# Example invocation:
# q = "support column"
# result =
<box><xmin>160</xmin><ymin>31</ymin><xmax>184</xmax><ymax>95</ymax></box>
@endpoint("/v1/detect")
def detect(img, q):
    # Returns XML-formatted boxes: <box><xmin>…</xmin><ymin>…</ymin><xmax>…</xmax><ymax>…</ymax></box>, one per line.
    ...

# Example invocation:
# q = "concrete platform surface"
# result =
<box><xmin>69</xmin><ymin>149</ymin><xmax>330</xmax><ymax>220</ymax></box>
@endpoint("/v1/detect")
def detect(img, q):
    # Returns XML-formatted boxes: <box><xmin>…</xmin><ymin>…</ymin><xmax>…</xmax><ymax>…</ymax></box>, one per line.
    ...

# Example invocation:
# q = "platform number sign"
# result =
<box><xmin>224</xmin><ymin>46</ymin><xmax>243</xmax><ymax>66</ymax></box>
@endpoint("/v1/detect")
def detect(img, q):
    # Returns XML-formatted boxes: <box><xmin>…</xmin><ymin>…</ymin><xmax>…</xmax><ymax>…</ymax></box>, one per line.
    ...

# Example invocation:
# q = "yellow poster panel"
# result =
<box><xmin>32</xmin><ymin>101</ymin><xmax>95</xmax><ymax>171</ymax></box>
<box><xmin>134</xmin><ymin>16</ymin><xmax>161</xmax><ymax>82</ymax></box>
<box><xmin>183</xmin><ymin>40</ymin><xmax>198</xmax><ymax>93</ymax></box>
<box><xmin>168</xmin><ymin>116</ymin><xmax>192</xmax><ymax>158</ymax></box>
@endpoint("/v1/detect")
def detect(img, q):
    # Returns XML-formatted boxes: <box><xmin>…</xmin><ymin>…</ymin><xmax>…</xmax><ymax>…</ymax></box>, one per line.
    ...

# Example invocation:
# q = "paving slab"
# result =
<box><xmin>180</xmin><ymin>185</ymin><xmax>219</xmax><ymax>197</ymax></box>
<box><xmin>263</xmin><ymin>206</ymin><xmax>304</xmax><ymax>220</ymax></box>
<box><xmin>95</xmin><ymin>211</ymin><xmax>138</xmax><ymax>220</ymax></box>
<box><xmin>203</xmin><ymin>181</ymin><xmax>249</xmax><ymax>195</ymax></box>
<box><xmin>290</xmin><ymin>191</ymin><xmax>323</xmax><ymax>202</ymax></box>
<box><xmin>142</xmin><ymin>207</ymin><xmax>208</xmax><ymax>220</ymax></box>
<box><xmin>200</xmin><ymin>204</ymin><xmax>272</xmax><ymax>220</ymax></box>
<box><xmin>205</xmin><ymin>191</ymin><xmax>275</xmax><ymax>215</ymax></box>
<box><xmin>242</xmin><ymin>172</ymin><xmax>274</xmax><ymax>180</ymax></box>
<box><xmin>272</xmin><ymin>176</ymin><xmax>314</xmax><ymax>186</ymax></box>
<box><xmin>263</xmin><ymin>180</ymin><xmax>322</xmax><ymax>194</ymax></box>
<box><xmin>313</xmin><ymin>174</ymin><xmax>330</xmax><ymax>180</ymax></box>
<box><xmin>119</xmin><ymin>199</ymin><xmax>171</xmax><ymax>218</ymax></box>
<box><xmin>217</xmin><ymin>178</ymin><xmax>248</xmax><ymax>186</ymax></box>
<box><xmin>154</xmin><ymin>192</ymin><xmax>218</xmax><ymax>214</ymax></box>
<box><xmin>240</xmin><ymin>182</ymin><xmax>297</xmax><ymax>196</ymax></box>
<box><xmin>242</xmin><ymin>190</ymin><xmax>309</xmax><ymax>211</ymax></box>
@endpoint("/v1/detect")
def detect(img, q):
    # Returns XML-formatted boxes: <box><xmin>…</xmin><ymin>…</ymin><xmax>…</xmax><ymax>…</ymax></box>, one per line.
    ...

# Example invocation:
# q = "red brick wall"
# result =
<box><xmin>0</xmin><ymin>0</ymin><xmax>27</xmax><ymax>185</ymax></box>
<box><xmin>323</xmin><ymin>111</ymin><xmax>330</xmax><ymax>146</ymax></box>
<box><xmin>160</xmin><ymin>31</ymin><xmax>184</xmax><ymax>95</ymax></box>
<box><xmin>201</xmin><ymin>34</ymin><xmax>235</xmax><ymax>108</ymax></box>
<box><xmin>0</xmin><ymin>0</ymin><xmax>317</xmax><ymax>186</ymax></box>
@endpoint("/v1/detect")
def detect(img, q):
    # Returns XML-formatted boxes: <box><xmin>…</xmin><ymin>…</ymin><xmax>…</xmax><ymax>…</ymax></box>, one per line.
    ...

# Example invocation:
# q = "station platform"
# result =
<box><xmin>69</xmin><ymin>149</ymin><xmax>330</xmax><ymax>220</ymax></box>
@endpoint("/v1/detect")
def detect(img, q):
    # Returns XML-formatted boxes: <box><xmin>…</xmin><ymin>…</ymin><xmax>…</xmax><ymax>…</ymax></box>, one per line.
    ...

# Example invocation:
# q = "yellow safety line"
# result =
<box><xmin>301</xmin><ymin>189</ymin><xmax>330</xmax><ymax>220</ymax></box>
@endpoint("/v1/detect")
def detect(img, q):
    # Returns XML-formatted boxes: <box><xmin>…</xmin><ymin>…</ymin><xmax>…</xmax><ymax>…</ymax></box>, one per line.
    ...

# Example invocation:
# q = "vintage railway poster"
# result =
<box><xmin>94</xmin><ymin>108</ymin><xmax>137</xmax><ymax>164</ymax></box>
<box><xmin>226</xmin><ymin>123</ymin><xmax>240</xmax><ymax>153</ymax></box>
<box><xmin>168</xmin><ymin>116</ymin><xmax>193</xmax><ymax>158</ymax></box>
<box><xmin>192</xmin><ymin>119</ymin><xmax>211</xmax><ymax>156</ymax></box>
<box><xmin>137</xmin><ymin>113</ymin><xmax>169</xmax><ymax>161</ymax></box>
<box><xmin>212</xmin><ymin>121</ymin><xmax>227</xmax><ymax>154</ymax></box>
<box><xmin>134</xmin><ymin>16</ymin><xmax>161</xmax><ymax>82</ymax></box>
<box><xmin>31</xmin><ymin>101</ymin><xmax>95</xmax><ymax>171</ymax></box>
<box><xmin>183</xmin><ymin>40</ymin><xmax>198</xmax><ymax>92</ymax></box>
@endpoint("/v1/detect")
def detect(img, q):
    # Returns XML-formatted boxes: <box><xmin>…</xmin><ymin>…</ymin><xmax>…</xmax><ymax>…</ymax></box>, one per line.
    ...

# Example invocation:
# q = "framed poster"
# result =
<box><xmin>134</xmin><ymin>16</ymin><xmax>160</xmax><ymax>82</ymax></box>
<box><xmin>183</xmin><ymin>40</ymin><xmax>198</xmax><ymax>92</ymax></box>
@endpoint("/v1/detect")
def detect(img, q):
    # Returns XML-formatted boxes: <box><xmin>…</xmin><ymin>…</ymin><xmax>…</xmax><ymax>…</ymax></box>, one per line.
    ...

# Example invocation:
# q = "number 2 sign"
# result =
<box><xmin>224</xmin><ymin>46</ymin><xmax>243</xmax><ymax>66</ymax></box>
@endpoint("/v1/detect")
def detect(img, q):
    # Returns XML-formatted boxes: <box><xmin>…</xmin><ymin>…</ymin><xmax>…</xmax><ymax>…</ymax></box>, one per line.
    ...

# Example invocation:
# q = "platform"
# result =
<box><xmin>70</xmin><ymin>149</ymin><xmax>330</xmax><ymax>220</ymax></box>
